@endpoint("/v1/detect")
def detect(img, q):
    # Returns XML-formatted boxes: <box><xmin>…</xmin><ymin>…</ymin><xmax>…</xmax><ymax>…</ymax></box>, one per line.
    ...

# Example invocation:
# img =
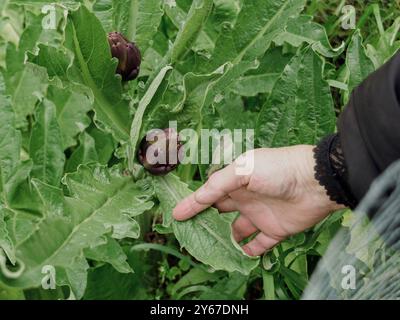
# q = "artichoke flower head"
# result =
<box><xmin>108</xmin><ymin>32</ymin><xmax>141</xmax><ymax>81</ymax></box>
<box><xmin>138</xmin><ymin>128</ymin><xmax>184</xmax><ymax>176</ymax></box>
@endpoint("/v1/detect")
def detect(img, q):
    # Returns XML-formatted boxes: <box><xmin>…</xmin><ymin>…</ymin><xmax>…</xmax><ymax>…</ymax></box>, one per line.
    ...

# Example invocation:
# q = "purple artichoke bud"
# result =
<box><xmin>107</xmin><ymin>32</ymin><xmax>141</xmax><ymax>81</ymax></box>
<box><xmin>138</xmin><ymin>128</ymin><xmax>183</xmax><ymax>176</ymax></box>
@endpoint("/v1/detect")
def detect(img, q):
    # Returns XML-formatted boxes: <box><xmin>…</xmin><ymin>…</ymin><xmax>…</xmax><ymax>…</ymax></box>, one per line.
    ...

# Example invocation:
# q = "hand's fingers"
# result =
<box><xmin>214</xmin><ymin>197</ymin><xmax>237</xmax><ymax>213</ymax></box>
<box><xmin>173</xmin><ymin>164</ymin><xmax>248</xmax><ymax>221</ymax></box>
<box><xmin>232</xmin><ymin>215</ymin><xmax>258</xmax><ymax>242</ymax></box>
<box><xmin>242</xmin><ymin>233</ymin><xmax>282</xmax><ymax>256</ymax></box>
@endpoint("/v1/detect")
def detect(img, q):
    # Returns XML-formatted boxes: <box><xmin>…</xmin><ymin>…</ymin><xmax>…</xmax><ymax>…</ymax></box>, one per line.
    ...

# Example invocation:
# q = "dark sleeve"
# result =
<box><xmin>314</xmin><ymin>52</ymin><xmax>400</xmax><ymax>208</ymax></box>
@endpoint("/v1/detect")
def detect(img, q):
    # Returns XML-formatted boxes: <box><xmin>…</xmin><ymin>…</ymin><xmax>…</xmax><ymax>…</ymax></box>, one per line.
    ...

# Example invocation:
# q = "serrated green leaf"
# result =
<box><xmin>0</xmin><ymin>164</ymin><xmax>153</xmax><ymax>290</ymax></box>
<box><xmin>0</xmin><ymin>73</ymin><xmax>31</xmax><ymax>205</ymax></box>
<box><xmin>230</xmin><ymin>47</ymin><xmax>293</xmax><ymax>97</ymax></box>
<box><xmin>84</xmin><ymin>236</ymin><xmax>133</xmax><ymax>274</ymax></box>
<box><xmin>66</xmin><ymin>132</ymin><xmax>98</xmax><ymax>173</ymax></box>
<box><xmin>48</xmin><ymin>86</ymin><xmax>93</xmax><ymax>150</ymax></box>
<box><xmin>200</xmin><ymin>0</ymin><xmax>306</xmax><ymax>72</ymax></box>
<box><xmin>83</xmin><ymin>250</ymin><xmax>150</xmax><ymax>300</ymax></box>
<box><xmin>28</xmin><ymin>44</ymin><xmax>72</xmax><ymax>80</ymax></box>
<box><xmin>274</xmin><ymin>15</ymin><xmax>345</xmax><ymax>58</ymax></box>
<box><xmin>31</xmin><ymin>179</ymin><xmax>65</xmax><ymax>218</ymax></box>
<box><xmin>256</xmin><ymin>47</ymin><xmax>335</xmax><ymax>147</ymax></box>
<box><xmin>346</xmin><ymin>30</ymin><xmax>375</xmax><ymax>95</ymax></box>
<box><xmin>65</xmin><ymin>5</ymin><xmax>131</xmax><ymax>142</ymax></box>
<box><xmin>3</xmin><ymin>11</ymin><xmax>61</xmax><ymax>128</ymax></box>
<box><xmin>170</xmin><ymin>0</ymin><xmax>213</xmax><ymax>63</ymax></box>
<box><xmin>29</xmin><ymin>99</ymin><xmax>65</xmax><ymax>186</ymax></box>
<box><xmin>144</xmin><ymin>0</ymin><xmax>213</xmax><ymax>86</ymax></box>
<box><xmin>165</xmin><ymin>0</ymin><xmax>215</xmax><ymax>55</ymax></box>
<box><xmin>28</xmin><ymin>44</ymin><xmax>93</xmax><ymax>150</ymax></box>
<box><xmin>0</xmin><ymin>75</ymin><xmax>21</xmax><ymax>198</ymax></box>
<box><xmin>87</xmin><ymin>126</ymin><xmax>117</xmax><ymax>164</ymax></box>
<box><xmin>155</xmin><ymin>174</ymin><xmax>259</xmax><ymax>275</ymax></box>
<box><xmin>56</xmin><ymin>253</ymin><xmax>89</xmax><ymax>300</ymax></box>
<box><xmin>5</xmin><ymin>59</ymin><xmax>48</xmax><ymax>128</ymax></box>
<box><xmin>114</xmin><ymin>0</ymin><xmax>164</xmax><ymax>53</ymax></box>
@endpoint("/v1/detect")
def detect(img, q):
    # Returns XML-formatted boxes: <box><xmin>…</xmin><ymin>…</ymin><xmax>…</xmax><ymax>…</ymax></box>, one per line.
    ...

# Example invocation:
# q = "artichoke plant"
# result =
<box><xmin>107</xmin><ymin>31</ymin><xmax>141</xmax><ymax>81</ymax></box>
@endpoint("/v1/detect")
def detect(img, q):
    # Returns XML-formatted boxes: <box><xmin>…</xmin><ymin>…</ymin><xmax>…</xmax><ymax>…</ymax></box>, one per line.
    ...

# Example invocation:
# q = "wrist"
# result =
<box><xmin>313</xmin><ymin>134</ymin><xmax>357</xmax><ymax>209</ymax></box>
<box><xmin>299</xmin><ymin>145</ymin><xmax>346</xmax><ymax>212</ymax></box>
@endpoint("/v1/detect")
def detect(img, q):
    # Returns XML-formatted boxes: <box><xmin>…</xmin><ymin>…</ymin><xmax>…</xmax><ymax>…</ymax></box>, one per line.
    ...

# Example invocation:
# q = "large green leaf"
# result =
<box><xmin>0</xmin><ymin>75</ymin><xmax>21</xmax><ymax>197</ymax></box>
<box><xmin>3</xmin><ymin>12</ymin><xmax>60</xmax><ymax>128</ymax></box>
<box><xmin>346</xmin><ymin>30</ymin><xmax>375</xmax><ymax>95</ymax></box>
<box><xmin>170</xmin><ymin>0</ymin><xmax>213</xmax><ymax>64</ymax></box>
<box><xmin>29</xmin><ymin>99</ymin><xmax>65</xmax><ymax>187</ymax></box>
<box><xmin>87</xmin><ymin>126</ymin><xmax>117</xmax><ymax>165</ymax></box>
<box><xmin>0</xmin><ymin>73</ymin><xmax>31</xmax><ymax>206</ymax></box>
<box><xmin>30</xmin><ymin>179</ymin><xmax>65</xmax><ymax>219</ymax></box>
<box><xmin>48</xmin><ymin>86</ymin><xmax>92</xmax><ymax>150</ymax></box>
<box><xmin>256</xmin><ymin>47</ymin><xmax>336</xmax><ymax>147</ymax></box>
<box><xmin>64</xmin><ymin>5</ymin><xmax>131</xmax><ymax>142</ymax></box>
<box><xmin>4</xmin><ymin>58</ymin><xmax>48</xmax><ymax>129</ymax></box>
<box><xmin>144</xmin><ymin>0</ymin><xmax>213</xmax><ymax>86</ymax></box>
<box><xmin>55</xmin><ymin>253</ymin><xmax>89</xmax><ymax>299</ymax></box>
<box><xmin>114</xmin><ymin>0</ymin><xmax>164</xmax><ymax>54</ymax></box>
<box><xmin>155</xmin><ymin>174</ymin><xmax>259</xmax><ymax>275</ymax></box>
<box><xmin>83</xmin><ymin>250</ymin><xmax>150</xmax><ymax>300</ymax></box>
<box><xmin>199</xmin><ymin>0</ymin><xmax>306</xmax><ymax>73</ymax></box>
<box><xmin>28</xmin><ymin>48</ymin><xmax>93</xmax><ymax>150</ymax></box>
<box><xmin>65</xmin><ymin>132</ymin><xmax>99</xmax><ymax>173</ymax></box>
<box><xmin>84</xmin><ymin>236</ymin><xmax>133</xmax><ymax>274</ymax></box>
<box><xmin>274</xmin><ymin>15</ymin><xmax>345</xmax><ymax>58</ymax></box>
<box><xmin>164</xmin><ymin>0</ymin><xmax>215</xmax><ymax>55</ymax></box>
<box><xmin>230</xmin><ymin>47</ymin><xmax>293</xmax><ymax>97</ymax></box>
<box><xmin>0</xmin><ymin>164</ymin><xmax>153</xmax><ymax>290</ymax></box>
<box><xmin>142</xmin><ymin>60</ymin><xmax>258</xmax><ymax>182</ymax></box>
<box><xmin>159</xmin><ymin>0</ymin><xmax>308</xmax><ymax>136</ymax></box>
<box><xmin>28</xmin><ymin>44</ymin><xmax>72</xmax><ymax>80</ymax></box>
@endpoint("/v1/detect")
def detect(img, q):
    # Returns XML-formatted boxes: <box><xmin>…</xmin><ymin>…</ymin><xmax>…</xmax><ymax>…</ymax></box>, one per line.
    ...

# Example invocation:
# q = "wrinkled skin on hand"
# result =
<box><xmin>108</xmin><ymin>32</ymin><xmax>141</xmax><ymax>81</ymax></box>
<box><xmin>173</xmin><ymin>146</ymin><xmax>344</xmax><ymax>256</ymax></box>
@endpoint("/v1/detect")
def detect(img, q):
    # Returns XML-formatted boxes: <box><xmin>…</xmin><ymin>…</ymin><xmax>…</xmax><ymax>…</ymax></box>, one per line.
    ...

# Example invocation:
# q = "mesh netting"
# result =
<box><xmin>303</xmin><ymin>160</ymin><xmax>400</xmax><ymax>300</ymax></box>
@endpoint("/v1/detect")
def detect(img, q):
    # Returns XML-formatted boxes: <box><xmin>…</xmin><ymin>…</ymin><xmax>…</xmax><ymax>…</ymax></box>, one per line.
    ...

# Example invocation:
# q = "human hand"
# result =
<box><xmin>173</xmin><ymin>145</ymin><xmax>344</xmax><ymax>256</ymax></box>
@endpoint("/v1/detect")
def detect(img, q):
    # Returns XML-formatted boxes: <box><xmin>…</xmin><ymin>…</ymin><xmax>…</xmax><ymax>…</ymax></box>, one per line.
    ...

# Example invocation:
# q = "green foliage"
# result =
<box><xmin>155</xmin><ymin>174</ymin><xmax>259</xmax><ymax>274</ymax></box>
<box><xmin>0</xmin><ymin>0</ymin><xmax>398</xmax><ymax>300</ymax></box>
<box><xmin>256</xmin><ymin>47</ymin><xmax>335</xmax><ymax>147</ymax></box>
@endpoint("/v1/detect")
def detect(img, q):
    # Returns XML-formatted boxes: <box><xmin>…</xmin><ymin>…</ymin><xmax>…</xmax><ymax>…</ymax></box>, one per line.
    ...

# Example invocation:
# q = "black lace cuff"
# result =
<box><xmin>313</xmin><ymin>134</ymin><xmax>357</xmax><ymax>209</ymax></box>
